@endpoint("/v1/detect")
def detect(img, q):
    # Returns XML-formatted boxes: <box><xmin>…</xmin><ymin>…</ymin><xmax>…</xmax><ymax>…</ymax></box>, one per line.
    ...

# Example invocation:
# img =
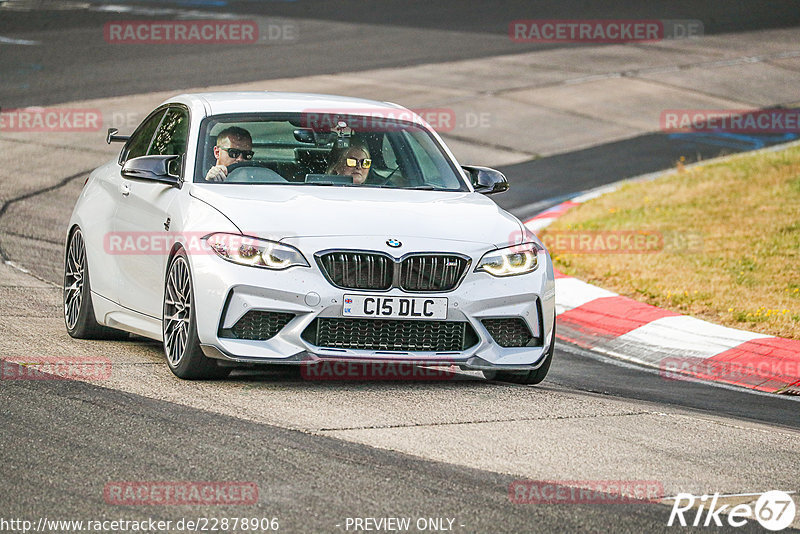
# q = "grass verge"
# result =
<box><xmin>542</xmin><ymin>145</ymin><xmax>800</xmax><ymax>340</ymax></box>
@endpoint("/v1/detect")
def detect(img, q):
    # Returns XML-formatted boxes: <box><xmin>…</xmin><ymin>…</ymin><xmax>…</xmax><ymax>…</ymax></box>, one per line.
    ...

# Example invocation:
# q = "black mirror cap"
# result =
<box><xmin>122</xmin><ymin>155</ymin><xmax>181</xmax><ymax>187</ymax></box>
<box><xmin>463</xmin><ymin>165</ymin><xmax>510</xmax><ymax>195</ymax></box>
<box><xmin>107</xmin><ymin>128</ymin><xmax>131</xmax><ymax>144</ymax></box>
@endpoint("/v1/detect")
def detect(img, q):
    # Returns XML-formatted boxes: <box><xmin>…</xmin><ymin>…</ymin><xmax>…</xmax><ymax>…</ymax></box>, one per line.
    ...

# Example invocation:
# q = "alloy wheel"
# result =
<box><xmin>164</xmin><ymin>256</ymin><xmax>192</xmax><ymax>366</ymax></box>
<box><xmin>64</xmin><ymin>230</ymin><xmax>85</xmax><ymax>330</ymax></box>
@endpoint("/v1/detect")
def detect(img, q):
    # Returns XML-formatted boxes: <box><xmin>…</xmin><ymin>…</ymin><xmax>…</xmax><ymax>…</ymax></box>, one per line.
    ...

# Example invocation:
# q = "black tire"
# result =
<box><xmin>163</xmin><ymin>249</ymin><xmax>230</xmax><ymax>380</ymax></box>
<box><xmin>64</xmin><ymin>228</ymin><xmax>129</xmax><ymax>340</ymax></box>
<box><xmin>483</xmin><ymin>316</ymin><xmax>556</xmax><ymax>385</ymax></box>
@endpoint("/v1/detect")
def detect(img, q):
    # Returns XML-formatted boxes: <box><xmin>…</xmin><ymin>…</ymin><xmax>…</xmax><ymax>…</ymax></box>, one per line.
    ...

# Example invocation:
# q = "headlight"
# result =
<box><xmin>204</xmin><ymin>233</ymin><xmax>309</xmax><ymax>270</ymax></box>
<box><xmin>476</xmin><ymin>242</ymin><xmax>540</xmax><ymax>277</ymax></box>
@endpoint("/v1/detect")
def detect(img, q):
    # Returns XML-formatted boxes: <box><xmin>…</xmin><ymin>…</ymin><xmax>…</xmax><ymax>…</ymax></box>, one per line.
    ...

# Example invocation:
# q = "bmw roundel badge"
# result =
<box><xmin>386</xmin><ymin>239</ymin><xmax>402</xmax><ymax>248</ymax></box>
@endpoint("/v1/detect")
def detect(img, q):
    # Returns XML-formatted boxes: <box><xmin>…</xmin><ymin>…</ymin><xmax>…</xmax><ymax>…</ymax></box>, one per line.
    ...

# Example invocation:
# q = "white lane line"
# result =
<box><xmin>1</xmin><ymin>1</ymin><xmax>241</xmax><ymax>20</ymax></box>
<box><xmin>94</xmin><ymin>5</ymin><xmax>239</xmax><ymax>19</ymax></box>
<box><xmin>0</xmin><ymin>36</ymin><xmax>39</xmax><ymax>45</ymax></box>
<box><xmin>4</xmin><ymin>260</ymin><xmax>31</xmax><ymax>274</ymax></box>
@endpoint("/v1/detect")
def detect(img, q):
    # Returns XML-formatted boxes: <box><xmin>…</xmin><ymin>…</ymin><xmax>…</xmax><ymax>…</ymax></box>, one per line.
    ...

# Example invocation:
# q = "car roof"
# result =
<box><xmin>165</xmin><ymin>91</ymin><xmax>423</xmax><ymax>123</ymax></box>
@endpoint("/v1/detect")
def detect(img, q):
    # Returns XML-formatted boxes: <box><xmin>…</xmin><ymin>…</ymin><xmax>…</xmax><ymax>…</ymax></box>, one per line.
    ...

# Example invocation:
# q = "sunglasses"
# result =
<box><xmin>345</xmin><ymin>157</ymin><xmax>372</xmax><ymax>169</ymax></box>
<box><xmin>218</xmin><ymin>147</ymin><xmax>254</xmax><ymax>160</ymax></box>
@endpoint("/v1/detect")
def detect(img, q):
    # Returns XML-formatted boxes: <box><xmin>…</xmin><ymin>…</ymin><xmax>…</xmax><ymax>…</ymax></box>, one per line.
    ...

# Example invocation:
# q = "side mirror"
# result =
<box><xmin>106</xmin><ymin>128</ymin><xmax>130</xmax><ymax>144</ymax></box>
<box><xmin>121</xmin><ymin>155</ymin><xmax>181</xmax><ymax>187</ymax></box>
<box><xmin>463</xmin><ymin>165</ymin><xmax>509</xmax><ymax>195</ymax></box>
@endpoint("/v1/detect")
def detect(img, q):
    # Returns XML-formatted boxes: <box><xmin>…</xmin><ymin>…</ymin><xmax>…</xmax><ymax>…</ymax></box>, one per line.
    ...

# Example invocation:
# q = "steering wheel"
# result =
<box><xmin>225</xmin><ymin>161</ymin><xmax>287</xmax><ymax>184</ymax></box>
<box><xmin>226</xmin><ymin>161</ymin><xmax>267</xmax><ymax>180</ymax></box>
<box><xmin>373</xmin><ymin>166</ymin><xmax>403</xmax><ymax>187</ymax></box>
<box><xmin>226</xmin><ymin>161</ymin><xmax>267</xmax><ymax>174</ymax></box>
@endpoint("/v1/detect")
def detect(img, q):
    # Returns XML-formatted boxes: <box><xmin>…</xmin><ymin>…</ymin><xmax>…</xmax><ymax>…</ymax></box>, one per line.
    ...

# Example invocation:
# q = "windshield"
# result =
<box><xmin>194</xmin><ymin>113</ymin><xmax>468</xmax><ymax>191</ymax></box>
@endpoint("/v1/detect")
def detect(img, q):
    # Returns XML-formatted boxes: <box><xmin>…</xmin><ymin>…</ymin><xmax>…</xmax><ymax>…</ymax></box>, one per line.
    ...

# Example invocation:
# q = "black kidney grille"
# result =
<box><xmin>319</xmin><ymin>252</ymin><xmax>393</xmax><ymax>290</ymax></box>
<box><xmin>318</xmin><ymin>252</ymin><xmax>468</xmax><ymax>291</ymax></box>
<box><xmin>399</xmin><ymin>255</ymin><xmax>468</xmax><ymax>291</ymax></box>
<box><xmin>481</xmin><ymin>318</ymin><xmax>536</xmax><ymax>347</ymax></box>
<box><xmin>302</xmin><ymin>318</ymin><xmax>479</xmax><ymax>352</ymax></box>
<box><xmin>225</xmin><ymin>311</ymin><xmax>295</xmax><ymax>341</ymax></box>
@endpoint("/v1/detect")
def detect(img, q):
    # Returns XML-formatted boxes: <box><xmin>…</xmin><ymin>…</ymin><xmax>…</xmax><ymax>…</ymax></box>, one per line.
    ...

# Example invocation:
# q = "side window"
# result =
<box><xmin>382</xmin><ymin>134</ymin><xmax>398</xmax><ymax>170</ymax></box>
<box><xmin>123</xmin><ymin>109</ymin><xmax>166</xmax><ymax>162</ymax></box>
<box><xmin>148</xmin><ymin>107</ymin><xmax>189</xmax><ymax>157</ymax></box>
<box><xmin>401</xmin><ymin>130</ymin><xmax>461</xmax><ymax>189</ymax></box>
<box><xmin>404</xmin><ymin>131</ymin><xmax>440</xmax><ymax>184</ymax></box>
<box><xmin>148</xmin><ymin>107</ymin><xmax>189</xmax><ymax>176</ymax></box>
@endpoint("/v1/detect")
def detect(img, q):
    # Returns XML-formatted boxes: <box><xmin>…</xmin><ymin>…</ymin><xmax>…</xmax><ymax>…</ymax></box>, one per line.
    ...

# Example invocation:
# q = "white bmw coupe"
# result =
<box><xmin>64</xmin><ymin>92</ymin><xmax>556</xmax><ymax>382</ymax></box>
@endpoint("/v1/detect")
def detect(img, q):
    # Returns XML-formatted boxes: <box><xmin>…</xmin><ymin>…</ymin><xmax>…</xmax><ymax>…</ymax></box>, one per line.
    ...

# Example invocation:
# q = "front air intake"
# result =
<box><xmin>220</xmin><ymin>310</ymin><xmax>295</xmax><ymax>341</ymax></box>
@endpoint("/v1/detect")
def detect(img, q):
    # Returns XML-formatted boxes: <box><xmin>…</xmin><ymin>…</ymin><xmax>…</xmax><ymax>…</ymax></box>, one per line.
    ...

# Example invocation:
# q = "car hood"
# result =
<box><xmin>190</xmin><ymin>185</ymin><xmax>524</xmax><ymax>247</ymax></box>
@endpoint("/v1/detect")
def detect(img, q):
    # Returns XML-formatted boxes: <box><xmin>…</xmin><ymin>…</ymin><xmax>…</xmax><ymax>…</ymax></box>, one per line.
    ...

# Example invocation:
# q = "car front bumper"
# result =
<box><xmin>190</xmin><ymin>243</ymin><xmax>556</xmax><ymax>371</ymax></box>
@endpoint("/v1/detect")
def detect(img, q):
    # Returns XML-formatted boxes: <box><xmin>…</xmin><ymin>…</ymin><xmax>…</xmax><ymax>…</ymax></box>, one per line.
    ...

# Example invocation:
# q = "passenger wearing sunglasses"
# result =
<box><xmin>326</xmin><ymin>140</ymin><xmax>372</xmax><ymax>185</ymax></box>
<box><xmin>205</xmin><ymin>126</ymin><xmax>255</xmax><ymax>182</ymax></box>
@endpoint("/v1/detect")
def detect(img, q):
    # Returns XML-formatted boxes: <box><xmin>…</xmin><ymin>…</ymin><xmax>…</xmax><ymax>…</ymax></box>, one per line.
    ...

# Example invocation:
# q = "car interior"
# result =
<box><xmin>197</xmin><ymin>116</ymin><xmax>462</xmax><ymax>190</ymax></box>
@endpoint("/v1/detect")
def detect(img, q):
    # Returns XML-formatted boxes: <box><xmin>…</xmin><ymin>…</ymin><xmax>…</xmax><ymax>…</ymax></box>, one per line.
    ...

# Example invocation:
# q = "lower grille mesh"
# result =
<box><xmin>481</xmin><ymin>318</ymin><xmax>535</xmax><ymax>347</ymax></box>
<box><xmin>224</xmin><ymin>311</ymin><xmax>295</xmax><ymax>341</ymax></box>
<box><xmin>302</xmin><ymin>318</ymin><xmax>478</xmax><ymax>352</ymax></box>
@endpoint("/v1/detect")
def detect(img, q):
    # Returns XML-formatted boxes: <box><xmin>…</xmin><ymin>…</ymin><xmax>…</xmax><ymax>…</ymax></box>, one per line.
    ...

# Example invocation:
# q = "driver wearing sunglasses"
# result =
<box><xmin>327</xmin><ymin>140</ymin><xmax>372</xmax><ymax>185</ymax></box>
<box><xmin>204</xmin><ymin>126</ymin><xmax>254</xmax><ymax>182</ymax></box>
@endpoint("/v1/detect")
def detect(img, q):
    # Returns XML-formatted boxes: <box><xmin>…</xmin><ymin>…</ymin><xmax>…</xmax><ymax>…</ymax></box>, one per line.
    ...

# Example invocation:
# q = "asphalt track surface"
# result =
<box><xmin>2</xmin><ymin>0</ymin><xmax>800</xmax><ymax>108</ymax></box>
<box><xmin>2</xmin><ymin>370</ymin><xmax>678</xmax><ymax>533</ymax></box>
<box><xmin>1</xmin><ymin>3</ymin><xmax>800</xmax><ymax>533</ymax></box>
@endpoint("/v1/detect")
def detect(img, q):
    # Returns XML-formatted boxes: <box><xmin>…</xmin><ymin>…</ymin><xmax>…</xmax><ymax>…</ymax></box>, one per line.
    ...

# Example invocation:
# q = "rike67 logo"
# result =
<box><xmin>668</xmin><ymin>491</ymin><xmax>796</xmax><ymax>531</ymax></box>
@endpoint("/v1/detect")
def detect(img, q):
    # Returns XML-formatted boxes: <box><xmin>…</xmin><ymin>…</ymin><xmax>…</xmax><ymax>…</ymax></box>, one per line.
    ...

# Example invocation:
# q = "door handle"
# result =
<box><xmin>120</xmin><ymin>183</ymin><xmax>131</xmax><ymax>196</ymax></box>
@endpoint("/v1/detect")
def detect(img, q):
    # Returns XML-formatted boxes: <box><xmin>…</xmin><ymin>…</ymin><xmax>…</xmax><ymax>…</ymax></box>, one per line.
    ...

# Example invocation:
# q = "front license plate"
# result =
<box><xmin>343</xmin><ymin>295</ymin><xmax>448</xmax><ymax>320</ymax></box>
